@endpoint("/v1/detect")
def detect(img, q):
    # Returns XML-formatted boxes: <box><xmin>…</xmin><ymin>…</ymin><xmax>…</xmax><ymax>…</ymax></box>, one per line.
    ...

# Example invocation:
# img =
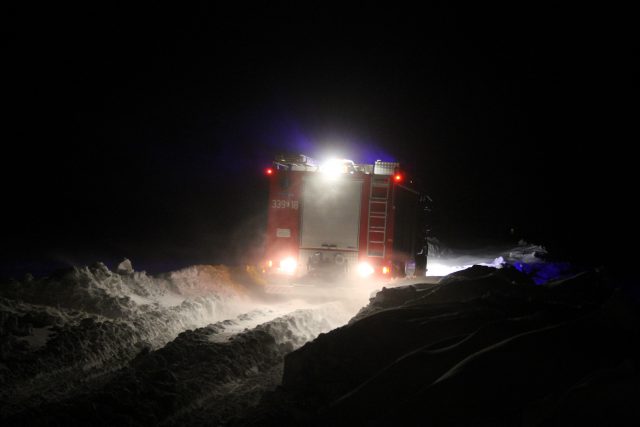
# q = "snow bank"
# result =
<box><xmin>0</xmin><ymin>261</ymin><xmax>263</xmax><ymax>417</ymax></box>
<box><xmin>244</xmin><ymin>265</ymin><xmax>640</xmax><ymax>426</ymax></box>
<box><xmin>4</xmin><ymin>299</ymin><xmax>351</xmax><ymax>426</ymax></box>
<box><xmin>1</xmin><ymin>258</ymin><xmax>367</xmax><ymax>424</ymax></box>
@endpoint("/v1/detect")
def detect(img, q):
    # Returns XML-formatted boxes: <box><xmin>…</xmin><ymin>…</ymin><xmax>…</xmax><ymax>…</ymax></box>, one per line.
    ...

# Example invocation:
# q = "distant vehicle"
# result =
<box><xmin>262</xmin><ymin>153</ymin><xmax>428</xmax><ymax>284</ymax></box>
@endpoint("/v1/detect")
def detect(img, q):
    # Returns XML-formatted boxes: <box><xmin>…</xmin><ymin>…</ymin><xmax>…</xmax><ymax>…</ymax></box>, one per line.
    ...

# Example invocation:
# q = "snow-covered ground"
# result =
<box><xmin>0</xmin><ymin>260</ymin><xmax>371</xmax><ymax>424</ymax></box>
<box><xmin>2</xmin><ymin>242</ymin><xmax>622</xmax><ymax>425</ymax></box>
<box><xmin>246</xmin><ymin>264</ymin><xmax>640</xmax><ymax>426</ymax></box>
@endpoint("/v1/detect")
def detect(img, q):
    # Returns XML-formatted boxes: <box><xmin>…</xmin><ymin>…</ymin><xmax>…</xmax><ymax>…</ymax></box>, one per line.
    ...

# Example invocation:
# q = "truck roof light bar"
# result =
<box><xmin>273</xmin><ymin>154</ymin><xmax>398</xmax><ymax>176</ymax></box>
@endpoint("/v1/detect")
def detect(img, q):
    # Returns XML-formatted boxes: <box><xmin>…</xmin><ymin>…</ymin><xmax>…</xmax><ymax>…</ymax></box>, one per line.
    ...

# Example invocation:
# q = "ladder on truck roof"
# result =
<box><xmin>367</xmin><ymin>175</ymin><xmax>390</xmax><ymax>257</ymax></box>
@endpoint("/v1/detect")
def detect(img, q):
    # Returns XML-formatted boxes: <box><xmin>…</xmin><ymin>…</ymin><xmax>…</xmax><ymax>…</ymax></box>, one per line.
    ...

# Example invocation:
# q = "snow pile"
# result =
<box><xmin>245</xmin><ymin>265</ymin><xmax>640</xmax><ymax>426</ymax></box>
<box><xmin>0</xmin><ymin>261</ymin><xmax>262</xmax><ymax>417</ymax></box>
<box><xmin>4</xmin><ymin>300</ymin><xmax>351</xmax><ymax>426</ymax></box>
<box><xmin>1</xmin><ymin>258</ymin><xmax>368</xmax><ymax>424</ymax></box>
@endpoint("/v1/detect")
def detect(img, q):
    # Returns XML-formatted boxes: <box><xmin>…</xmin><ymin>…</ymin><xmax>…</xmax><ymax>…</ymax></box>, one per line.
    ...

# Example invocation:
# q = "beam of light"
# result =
<box><xmin>426</xmin><ymin>262</ymin><xmax>470</xmax><ymax>276</ymax></box>
<box><xmin>426</xmin><ymin>257</ymin><xmax>506</xmax><ymax>277</ymax></box>
<box><xmin>356</xmin><ymin>262</ymin><xmax>374</xmax><ymax>277</ymax></box>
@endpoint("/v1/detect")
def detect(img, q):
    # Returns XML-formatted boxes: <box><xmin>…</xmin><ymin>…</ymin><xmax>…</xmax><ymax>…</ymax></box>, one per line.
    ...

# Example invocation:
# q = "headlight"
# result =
<box><xmin>279</xmin><ymin>257</ymin><xmax>298</xmax><ymax>275</ymax></box>
<box><xmin>356</xmin><ymin>262</ymin><xmax>374</xmax><ymax>277</ymax></box>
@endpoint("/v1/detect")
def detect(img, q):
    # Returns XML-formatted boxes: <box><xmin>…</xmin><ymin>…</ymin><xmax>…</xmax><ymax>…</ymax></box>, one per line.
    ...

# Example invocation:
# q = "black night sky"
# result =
<box><xmin>1</xmin><ymin>4</ymin><xmax>630</xmax><ymax>278</ymax></box>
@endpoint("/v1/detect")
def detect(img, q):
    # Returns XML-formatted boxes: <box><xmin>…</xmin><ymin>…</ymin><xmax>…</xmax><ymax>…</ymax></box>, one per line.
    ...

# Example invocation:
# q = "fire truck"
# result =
<box><xmin>263</xmin><ymin>153</ymin><xmax>427</xmax><ymax>283</ymax></box>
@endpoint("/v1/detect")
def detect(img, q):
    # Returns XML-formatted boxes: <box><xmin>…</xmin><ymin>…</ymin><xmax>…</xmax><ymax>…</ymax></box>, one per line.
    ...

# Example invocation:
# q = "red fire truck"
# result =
<box><xmin>263</xmin><ymin>153</ymin><xmax>426</xmax><ymax>283</ymax></box>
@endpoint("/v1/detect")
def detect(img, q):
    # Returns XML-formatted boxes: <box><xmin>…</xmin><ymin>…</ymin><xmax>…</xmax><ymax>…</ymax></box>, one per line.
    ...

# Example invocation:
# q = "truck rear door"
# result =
<box><xmin>300</xmin><ymin>175</ymin><xmax>362</xmax><ymax>250</ymax></box>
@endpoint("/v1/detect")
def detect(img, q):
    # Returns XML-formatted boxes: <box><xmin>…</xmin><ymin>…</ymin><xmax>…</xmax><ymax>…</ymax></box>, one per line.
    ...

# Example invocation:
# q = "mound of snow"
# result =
<box><xmin>0</xmin><ymin>261</ymin><xmax>268</xmax><ymax>418</ymax></box>
<box><xmin>243</xmin><ymin>266</ymin><xmax>639</xmax><ymax>426</ymax></box>
<box><xmin>4</xmin><ymin>299</ymin><xmax>352</xmax><ymax>426</ymax></box>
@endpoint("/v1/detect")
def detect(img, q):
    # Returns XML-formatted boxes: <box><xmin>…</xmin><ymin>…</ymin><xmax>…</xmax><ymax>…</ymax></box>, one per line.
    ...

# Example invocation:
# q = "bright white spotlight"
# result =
<box><xmin>319</xmin><ymin>158</ymin><xmax>354</xmax><ymax>179</ymax></box>
<box><xmin>356</xmin><ymin>262</ymin><xmax>374</xmax><ymax>277</ymax></box>
<box><xmin>279</xmin><ymin>257</ymin><xmax>298</xmax><ymax>275</ymax></box>
<box><xmin>319</xmin><ymin>158</ymin><xmax>345</xmax><ymax>177</ymax></box>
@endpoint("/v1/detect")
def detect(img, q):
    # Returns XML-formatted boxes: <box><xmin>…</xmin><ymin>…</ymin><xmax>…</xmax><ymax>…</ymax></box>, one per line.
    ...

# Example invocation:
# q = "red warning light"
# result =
<box><xmin>393</xmin><ymin>173</ymin><xmax>402</xmax><ymax>182</ymax></box>
<box><xmin>265</xmin><ymin>168</ymin><xmax>274</xmax><ymax>176</ymax></box>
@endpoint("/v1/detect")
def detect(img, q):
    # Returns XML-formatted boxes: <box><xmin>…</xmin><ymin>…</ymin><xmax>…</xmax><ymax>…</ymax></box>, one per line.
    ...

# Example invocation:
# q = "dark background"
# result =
<box><xmin>1</xmin><ymin>4</ymin><xmax>630</xmax><ymax>278</ymax></box>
